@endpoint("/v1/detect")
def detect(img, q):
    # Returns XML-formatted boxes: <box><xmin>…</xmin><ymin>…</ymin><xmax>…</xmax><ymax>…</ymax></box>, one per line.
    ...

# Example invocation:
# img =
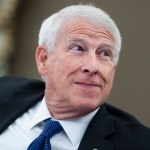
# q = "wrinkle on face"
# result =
<box><xmin>58</xmin><ymin>18</ymin><xmax>115</xmax><ymax>44</ymax></box>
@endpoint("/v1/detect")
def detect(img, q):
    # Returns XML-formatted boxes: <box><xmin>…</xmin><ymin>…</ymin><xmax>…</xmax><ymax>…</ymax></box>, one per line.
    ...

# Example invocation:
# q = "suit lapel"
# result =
<box><xmin>78</xmin><ymin>104</ymin><xmax>116</xmax><ymax>150</ymax></box>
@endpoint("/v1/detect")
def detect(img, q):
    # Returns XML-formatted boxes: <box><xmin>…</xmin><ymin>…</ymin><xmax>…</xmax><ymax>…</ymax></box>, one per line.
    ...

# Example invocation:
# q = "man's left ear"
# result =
<box><xmin>35</xmin><ymin>46</ymin><xmax>48</xmax><ymax>76</ymax></box>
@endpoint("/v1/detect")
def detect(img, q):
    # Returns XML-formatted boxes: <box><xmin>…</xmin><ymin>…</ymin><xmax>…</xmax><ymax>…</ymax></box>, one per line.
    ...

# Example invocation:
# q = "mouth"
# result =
<box><xmin>75</xmin><ymin>81</ymin><xmax>102</xmax><ymax>89</ymax></box>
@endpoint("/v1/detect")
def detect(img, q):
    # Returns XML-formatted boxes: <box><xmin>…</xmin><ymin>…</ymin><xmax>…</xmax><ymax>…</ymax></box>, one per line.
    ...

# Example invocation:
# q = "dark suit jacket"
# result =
<box><xmin>0</xmin><ymin>76</ymin><xmax>150</xmax><ymax>150</ymax></box>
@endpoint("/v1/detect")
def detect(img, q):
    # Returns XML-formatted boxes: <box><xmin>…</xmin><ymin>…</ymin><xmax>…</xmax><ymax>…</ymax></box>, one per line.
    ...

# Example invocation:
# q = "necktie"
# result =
<box><xmin>27</xmin><ymin>118</ymin><xmax>63</xmax><ymax>150</ymax></box>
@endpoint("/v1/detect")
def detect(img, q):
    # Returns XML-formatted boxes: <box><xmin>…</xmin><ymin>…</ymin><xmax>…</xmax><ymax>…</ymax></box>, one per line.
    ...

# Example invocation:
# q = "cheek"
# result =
<box><xmin>58</xmin><ymin>56</ymin><xmax>80</xmax><ymax>75</ymax></box>
<box><xmin>106</xmin><ymin>70</ymin><xmax>115</xmax><ymax>89</ymax></box>
<box><xmin>109</xmin><ymin>65</ymin><xmax>116</xmax><ymax>83</ymax></box>
<box><xmin>47</xmin><ymin>56</ymin><xmax>78</xmax><ymax>82</ymax></box>
<box><xmin>102</xmin><ymin>62</ymin><xmax>115</xmax><ymax>81</ymax></box>
<box><xmin>101</xmin><ymin>68</ymin><xmax>115</xmax><ymax>100</ymax></box>
<box><xmin>101</xmin><ymin>64</ymin><xmax>115</xmax><ymax>91</ymax></box>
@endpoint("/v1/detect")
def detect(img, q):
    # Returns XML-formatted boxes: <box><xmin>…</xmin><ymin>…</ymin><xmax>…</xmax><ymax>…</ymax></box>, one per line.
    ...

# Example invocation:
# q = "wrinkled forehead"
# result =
<box><xmin>56</xmin><ymin>17</ymin><xmax>115</xmax><ymax>42</ymax></box>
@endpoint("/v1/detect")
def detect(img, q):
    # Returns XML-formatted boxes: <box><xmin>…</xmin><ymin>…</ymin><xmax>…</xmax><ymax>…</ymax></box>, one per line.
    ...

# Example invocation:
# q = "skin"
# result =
<box><xmin>36</xmin><ymin>19</ymin><xmax>116</xmax><ymax>119</ymax></box>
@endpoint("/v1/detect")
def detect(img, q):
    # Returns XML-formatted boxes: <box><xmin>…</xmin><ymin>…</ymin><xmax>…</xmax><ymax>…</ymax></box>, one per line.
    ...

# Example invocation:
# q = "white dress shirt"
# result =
<box><xmin>0</xmin><ymin>97</ymin><xmax>99</xmax><ymax>150</ymax></box>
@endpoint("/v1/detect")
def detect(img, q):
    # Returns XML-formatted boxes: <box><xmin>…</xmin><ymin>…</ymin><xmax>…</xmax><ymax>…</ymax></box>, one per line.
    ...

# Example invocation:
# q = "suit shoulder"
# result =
<box><xmin>0</xmin><ymin>75</ymin><xmax>45</xmax><ymax>89</ymax></box>
<box><xmin>105</xmin><ymin>103</ymin><xmax>148</xmax><ymax>126</ymax></box>
<box><xmin>105</xmin><ymin>103</ymin><xmax>150</xmax><ymax>147</ymax></box>
<box><xmin>0</xmin><ymin>76</ymin><xmax>45</xmax><ymax>101</ymax></box>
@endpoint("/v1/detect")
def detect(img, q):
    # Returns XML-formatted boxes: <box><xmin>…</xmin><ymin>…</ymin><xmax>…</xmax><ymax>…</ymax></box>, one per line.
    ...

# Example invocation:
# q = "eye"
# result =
<box><xmin>72</xmin><ymin>45</ymin><xmax>84</xmax><ymax>51</ymax></box>
<box><xmin>97</xmin><ymin>49</ymin><xmax>113</xmax><ymax>61</ymax></box>
<box><xmin>101</xmin><ymin>50</ymin><xmax>113</xmax><ymax>61</ymax></box>
<box><xmin>102</xmin><ymin>51</ymin><xmax>110</xmax><ymax>57</ymax></box>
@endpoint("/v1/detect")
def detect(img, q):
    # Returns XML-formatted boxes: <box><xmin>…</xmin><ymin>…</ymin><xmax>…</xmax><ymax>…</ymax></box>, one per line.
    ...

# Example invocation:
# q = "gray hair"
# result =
<box><xmin>38</xmin><ymin>4</ymin><xmax>122</xmax><ymax>64</ymax></box>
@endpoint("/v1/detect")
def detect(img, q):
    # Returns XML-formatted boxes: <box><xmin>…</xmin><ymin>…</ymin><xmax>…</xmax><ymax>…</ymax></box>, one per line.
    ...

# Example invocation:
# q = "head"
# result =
<box><xmin>36</xmin><ymin>4</ymin><xmax>122</xmax><ymax>119</ymax></box>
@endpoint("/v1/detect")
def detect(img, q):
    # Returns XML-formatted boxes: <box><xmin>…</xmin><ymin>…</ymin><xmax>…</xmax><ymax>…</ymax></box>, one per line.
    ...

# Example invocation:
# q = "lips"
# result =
<box><xmin>74</xmin><ymin>81</ymin><xmax>103</xmax><ymax>88</ymax></box>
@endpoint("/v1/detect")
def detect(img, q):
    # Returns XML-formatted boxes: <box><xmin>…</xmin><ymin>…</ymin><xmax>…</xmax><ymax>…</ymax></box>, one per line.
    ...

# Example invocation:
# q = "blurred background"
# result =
<box><xmin>0</xmin><ymin>0</ymin><xmax>150</xmax><ymax>127</ymax></box>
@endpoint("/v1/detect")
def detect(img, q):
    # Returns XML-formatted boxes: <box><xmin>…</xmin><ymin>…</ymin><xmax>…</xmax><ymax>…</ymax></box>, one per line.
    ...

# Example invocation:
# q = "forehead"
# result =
<box><xmin>57</xmin><ymin>18</ymin><xmax>115</xmax><ymax>43</ymax></box>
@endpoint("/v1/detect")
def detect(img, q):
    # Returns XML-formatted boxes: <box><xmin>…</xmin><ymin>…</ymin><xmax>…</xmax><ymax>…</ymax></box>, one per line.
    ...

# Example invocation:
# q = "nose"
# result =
<box><xmin>81</xmin><ymin>55</ymin><xmax>99</xmax><ymax>75</ymax></box>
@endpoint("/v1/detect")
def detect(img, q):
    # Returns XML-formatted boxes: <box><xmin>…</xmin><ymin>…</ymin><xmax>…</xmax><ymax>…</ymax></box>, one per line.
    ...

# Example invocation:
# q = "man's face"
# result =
<box><xmin>36</xmin><ymin>19</ymin><xmax>116</xmax><ymax>119</ymax></box>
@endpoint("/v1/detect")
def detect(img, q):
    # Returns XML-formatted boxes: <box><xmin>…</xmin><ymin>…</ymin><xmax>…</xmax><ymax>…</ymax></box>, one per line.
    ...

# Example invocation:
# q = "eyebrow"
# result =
<box><xmin>100</xmin><ymin>43</ymin><xmax>114</xmax><ymax>50</ymax></box>
<box><xmin>67</xmin><ymin>37</ymin><xmax>114</xmax><ymax>50</ymax></box>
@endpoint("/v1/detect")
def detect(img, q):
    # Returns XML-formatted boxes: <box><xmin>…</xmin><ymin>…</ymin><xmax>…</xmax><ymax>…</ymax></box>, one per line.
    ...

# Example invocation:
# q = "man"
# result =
<box><xmin>0</xmin><ymin>4</ymin><xmax>150</xmax><ymax>150</ymax></box>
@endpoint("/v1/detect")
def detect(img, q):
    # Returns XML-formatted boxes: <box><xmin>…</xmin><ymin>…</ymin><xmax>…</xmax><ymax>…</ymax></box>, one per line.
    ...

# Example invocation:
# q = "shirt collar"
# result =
<box><xmin>28</xmin><ymin>96</ymin><xmax>99</xmax><ymax>146</ymax></box>
<box><xmin>28</xmin><ymin>96</ymin><xmax>51</xmax><ymax>129</ymax></box>
<box><xmin>58</xmin><ymin>108</ymin><xmax>99</xmax><ymax>146</ymax></box>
